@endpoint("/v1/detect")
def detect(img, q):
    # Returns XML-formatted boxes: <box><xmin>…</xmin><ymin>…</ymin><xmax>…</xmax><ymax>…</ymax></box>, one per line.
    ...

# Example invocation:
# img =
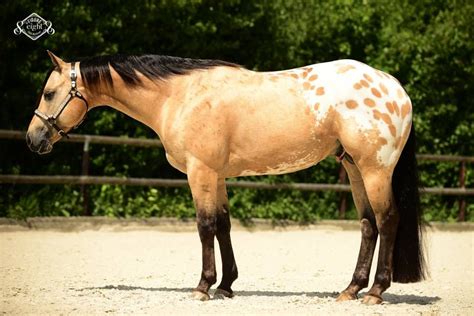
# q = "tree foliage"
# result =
<box><xmin>0</xmin><ymin>0</ymin><xmax>472</xmax><ymax>221</ymax></box>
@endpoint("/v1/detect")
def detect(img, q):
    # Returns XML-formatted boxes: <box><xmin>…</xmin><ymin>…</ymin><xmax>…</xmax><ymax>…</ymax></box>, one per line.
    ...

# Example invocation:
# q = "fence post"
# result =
<box><xmin>338</xmin><ymin>165</ymin><xmax>348</xmax><ymax>219</ymax></box>
<box><xmin>81</xmin><ymin>136</ymin><xmax>91</xmax><ymax>216</ymax></box>
<box><xmin>458</xmin><ymin>161</ymin><xmax>466</xmax><ymax>221</ymax></box>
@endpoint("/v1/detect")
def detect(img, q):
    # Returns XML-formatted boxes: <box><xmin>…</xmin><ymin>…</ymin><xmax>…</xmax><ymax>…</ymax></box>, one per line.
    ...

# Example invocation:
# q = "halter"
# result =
<box><xmin>34</xmin><ymin>62</ymin><xmax>89</xmax><ymax>138</ymax></box>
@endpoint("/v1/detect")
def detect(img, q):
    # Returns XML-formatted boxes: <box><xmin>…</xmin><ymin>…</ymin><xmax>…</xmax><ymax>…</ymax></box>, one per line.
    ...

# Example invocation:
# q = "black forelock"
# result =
<box><xmin>78</xmin><ymin>54</ymin><xmax>240</xmax><ymax>91</ymax></box>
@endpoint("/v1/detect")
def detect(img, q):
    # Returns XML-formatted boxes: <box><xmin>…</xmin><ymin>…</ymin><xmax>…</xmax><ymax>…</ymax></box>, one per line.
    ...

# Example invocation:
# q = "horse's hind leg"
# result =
<box><xmin>214</xmin><ymin>179</ymin><xmax>238</xmax><ymax>298</ymax></box>
<box><xmin>360</xmin><ymin>168</ymin><xmax>399</xmax><ymax>305</ymax></box>
<box><xmin>336</xmin><ymin>160</ymin><xmax>378</xmax><ymax>302</ymax></box>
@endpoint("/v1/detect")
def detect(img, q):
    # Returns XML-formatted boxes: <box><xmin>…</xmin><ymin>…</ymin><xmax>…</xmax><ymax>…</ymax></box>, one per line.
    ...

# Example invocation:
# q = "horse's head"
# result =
<box><xmin>26</xmin><ymin>51</ymin><xmax>89</xmax><ymax>154</ymax></box>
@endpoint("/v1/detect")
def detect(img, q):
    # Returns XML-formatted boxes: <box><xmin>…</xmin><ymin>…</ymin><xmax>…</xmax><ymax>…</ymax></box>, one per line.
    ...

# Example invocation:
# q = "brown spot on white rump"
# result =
<box><xmin>371</xmin><ymin>87</ymin><xmax>382</xmax><ymax>98</ymax></box>
<box><xmin>363</xmin><ymin>73</ymin><xmax>373</xmax><ymax>83</ymax></box>
<box><xmin>401</xmin><ymin>101</ymin><xmax>411</xmax><ymax>119</ymax></box>
<box><xmin>360</xmin><ymin>80</ymin><xmax>369</xmax><ymax>88</ymax></box>
<box><xmin>385</xmin><ymin>102</ymin><xmax>394</xmax><ymax>114</ymax></box>
<box><xmin>316</xmin><ymin>87</ymin><xmax>325</xmax><ymax>95</ymax></box>
<box><xmin>373</xmin><ymin>109</ymin><xmax>397</xmax><ymax>137</ymax></box>
<box><xmin>397</xmin><ymin>89</ymin><xmax>404</xmax><ymax>98</ymax></box>
<box><xmin>388</xmin><ymin>125</ymin><xmax>397</xmax><ymax>137</ymax></box>
<box><xmin>392</xmin><ymin>100</ymin><xmax>400</xmax><ymax>116</ymax></box>
<box><xmin>345</xmin><ymin>100</ymin><xmax>358</xmax><ymax>109</ymax></box>
<box><xmin>379</xmin><ymin>83</ymin><xmax>388</xmax><ymax>95</ymax></box>
<box><xmin>337</xmin><ymin>65</ymin><xmax>355</xmax><ymax>74</ymax></box>
<box><xmin>308</xmin><ymin>74</ymin><xmax>318</xmax><ymax>81</ymax></box>
<box><xmin>373</xmin><ymin>109</ymin><xmax>392</xmax><ymax>124</ymax></box>
<box><xmin>364</xmin><ymin>98</ymin><xmax>376</xmax><ymax>107</ymax></box>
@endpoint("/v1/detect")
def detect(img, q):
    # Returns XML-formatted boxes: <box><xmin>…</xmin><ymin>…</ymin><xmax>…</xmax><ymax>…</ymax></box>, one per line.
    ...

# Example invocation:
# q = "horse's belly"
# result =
<box><xmin>236</xmin><ymin>155</ymin><xmax>321</xmax><ymax>176</ymax></box>
<box><xmin>225</xmin><ymin>132</ymin><xmax>337</xmax><ymax>177</ymax></box>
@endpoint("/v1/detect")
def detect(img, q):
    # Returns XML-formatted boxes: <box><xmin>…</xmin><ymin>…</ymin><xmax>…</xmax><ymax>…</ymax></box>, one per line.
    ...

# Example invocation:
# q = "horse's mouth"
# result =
<box><xmin>37</xmin><ymin>141</ymin><xmax>53</xmax><ymax>155</ymax></box>
<box><xmin>28</xmin><ymin>140</ymin><xmax>53</xmax><ymax>155</ymax></box>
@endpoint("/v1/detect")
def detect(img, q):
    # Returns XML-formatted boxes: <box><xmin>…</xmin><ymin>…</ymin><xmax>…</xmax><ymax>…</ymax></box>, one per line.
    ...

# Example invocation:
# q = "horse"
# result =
<box><xmin>26</xmin><ymin>51</ymin><xmax>427</xmax><ymax>304</ymax></box>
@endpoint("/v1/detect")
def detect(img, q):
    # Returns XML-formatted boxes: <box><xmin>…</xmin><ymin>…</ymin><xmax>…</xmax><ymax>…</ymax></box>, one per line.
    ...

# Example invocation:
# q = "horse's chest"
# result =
<box><xmin>165</xmin><ymin>152</ymin><xmax>187</xmax><ymax>174</ymax></box>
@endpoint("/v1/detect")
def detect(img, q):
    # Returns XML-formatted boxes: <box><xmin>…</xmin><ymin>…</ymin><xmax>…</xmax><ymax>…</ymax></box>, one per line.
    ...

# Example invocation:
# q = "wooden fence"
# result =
<box><xmin>0</xmin><ymin>130</ymin><xmax>472</xmax><ymax>220</ymax></box>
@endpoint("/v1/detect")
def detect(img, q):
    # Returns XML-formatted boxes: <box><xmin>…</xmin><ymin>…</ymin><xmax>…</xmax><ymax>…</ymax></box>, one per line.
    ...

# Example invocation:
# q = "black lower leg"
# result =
<box><xmin>367</xmin><ymin>232</ymin><xmax>397</xmax><ymax>298</ymax></box>
<box><xmin>350</xmin><ymin>218</ymin><xmax>378</xmax><ymax>288</ymax></box>
<box><xmin>365</xmin><ymin>212</ymin><xmax>399</xmax><ymax>302</ymax></box>
<box><xmin>195</xmin><ymin>213</ymin><xmax>217</xmax><ymax>294</ymax></box>
<box><xmin>216</xmin><ymin>207</ymin><xmax>238</xmax><ymax>293</ymax></box>
<box><xmin>339</xmin><ymin>217</ymin><xmax>378</xmax><ymax>298</ymax></box>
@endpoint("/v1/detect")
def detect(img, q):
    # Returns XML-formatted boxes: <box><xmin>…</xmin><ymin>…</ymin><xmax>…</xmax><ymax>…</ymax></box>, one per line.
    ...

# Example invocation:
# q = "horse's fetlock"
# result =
<box><xmin>202</xmin><ymin>271</ymin><xmax>217</xmax><ymax>285</ymax></box>
<box><xmin>374</xmin><ymin>273</ymin><xmax>391</xmax><ymax>290</ymax></box>
<box><xmin>352</xmin><ymin>273</ymin><xmax>369</xmax><ymax>288</ymax></box>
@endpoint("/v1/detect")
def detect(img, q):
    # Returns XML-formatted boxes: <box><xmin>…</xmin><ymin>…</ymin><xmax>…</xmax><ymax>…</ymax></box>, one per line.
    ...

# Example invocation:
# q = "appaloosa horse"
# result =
<box><xmin>27</xmin><ymin>51</ymin><xmax>426</xmax><ymax>304</ymax></box>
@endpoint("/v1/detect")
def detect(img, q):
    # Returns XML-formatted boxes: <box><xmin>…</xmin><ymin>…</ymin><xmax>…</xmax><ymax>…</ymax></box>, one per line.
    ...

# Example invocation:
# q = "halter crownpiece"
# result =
<box><xmin>34</xmin><ymin>62</ymin><xmax>89</xmax><ymax>138</ymax></box>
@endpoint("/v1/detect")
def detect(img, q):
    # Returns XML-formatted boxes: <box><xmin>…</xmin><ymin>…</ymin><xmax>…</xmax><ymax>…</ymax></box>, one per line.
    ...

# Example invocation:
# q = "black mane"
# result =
<box><xmin>79</xmin><ymin>54</ymin><xmax>240</xmax><ymax>91</ymax></box>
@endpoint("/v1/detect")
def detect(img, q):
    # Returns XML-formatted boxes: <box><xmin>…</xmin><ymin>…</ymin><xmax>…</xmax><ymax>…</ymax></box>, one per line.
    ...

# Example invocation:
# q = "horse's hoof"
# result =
<box><xmin>336</xmin><ymin>291</ymin><xmax>357</xmax><ymax>302</ymax></box>
<box><xmin>362</xmin><ymin>294</ymin><xmax>383</xmax><ymax>305</ymax></box>
<box><xmin>214</xmin><ymin>288</ymin><xmax>234</xmax><ymax>299</ymax></box>
<box><xmin>191</xmin><ymin>290</ymin><xmax>210</xmax><ymax>301</ymax></box>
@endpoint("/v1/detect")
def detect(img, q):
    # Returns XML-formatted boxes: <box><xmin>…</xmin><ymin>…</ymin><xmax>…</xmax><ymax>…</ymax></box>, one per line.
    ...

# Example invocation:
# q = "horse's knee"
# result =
<box><xmin>197</xmin><ymin>213</ymin><xmax>217</xmax><ymax>238</ymax></box>
<box><xmin>360</xmin><ymin>218</ymin><xmax>376</xmax><ymax>239</ymax></box>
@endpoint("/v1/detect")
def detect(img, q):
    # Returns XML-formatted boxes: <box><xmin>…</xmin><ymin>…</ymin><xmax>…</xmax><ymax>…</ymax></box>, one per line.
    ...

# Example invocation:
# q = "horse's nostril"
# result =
<box><xmin>26</xmin><ymin>133</ymin><xmax>32</xmax><ymax>146</ymax></box>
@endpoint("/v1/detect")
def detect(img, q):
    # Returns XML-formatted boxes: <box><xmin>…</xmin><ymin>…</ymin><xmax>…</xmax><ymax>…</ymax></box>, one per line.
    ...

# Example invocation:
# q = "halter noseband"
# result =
<box><xmin>34</xmin><ymin>62</ymin><xmax>89</xmax><ymax>138</ymax></box>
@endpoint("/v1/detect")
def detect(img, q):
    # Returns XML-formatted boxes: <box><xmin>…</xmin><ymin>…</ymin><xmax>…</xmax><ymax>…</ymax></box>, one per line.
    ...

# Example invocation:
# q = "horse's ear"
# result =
<box><xmin>47</xmin><ymin>50</ymin><xmax>66</xmax><ymax>72</ymax></box>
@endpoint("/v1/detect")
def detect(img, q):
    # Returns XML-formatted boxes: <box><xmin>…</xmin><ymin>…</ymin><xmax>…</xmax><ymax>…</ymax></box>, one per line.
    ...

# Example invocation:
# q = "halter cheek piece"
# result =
<box><xmin>34</xmin><ymin>62</ymin><xmax>89</xmax><ymax>139</ymax></box>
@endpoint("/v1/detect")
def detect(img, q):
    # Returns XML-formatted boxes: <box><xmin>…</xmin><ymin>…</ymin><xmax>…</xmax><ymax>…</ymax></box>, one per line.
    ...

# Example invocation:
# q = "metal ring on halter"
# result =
<box><xmin>33</xmin><ymin>62</ymin><xmax>89</xmax><ymax>139</ymax></box>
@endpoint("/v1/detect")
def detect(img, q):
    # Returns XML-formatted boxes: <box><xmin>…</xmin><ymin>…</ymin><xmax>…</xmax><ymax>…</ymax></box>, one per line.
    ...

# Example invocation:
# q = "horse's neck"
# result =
<box><xmin>92</xmin><ymin>79</ymin><xmax>170</xmax><ymax>135</ymax></box>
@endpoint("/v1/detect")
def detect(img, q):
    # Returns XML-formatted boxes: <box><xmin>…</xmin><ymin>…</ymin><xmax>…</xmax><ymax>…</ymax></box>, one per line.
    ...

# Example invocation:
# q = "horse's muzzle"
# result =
<box><xmin>26</xmin><ymin>131</ymin><xmax>53</xmax><ymax>154</ymax></box>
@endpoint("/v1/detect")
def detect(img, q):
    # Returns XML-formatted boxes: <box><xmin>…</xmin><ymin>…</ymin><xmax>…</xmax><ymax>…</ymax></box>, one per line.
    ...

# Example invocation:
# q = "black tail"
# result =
<box><xmin>391</xmin><ymin>124</ymin><xmax>427</xmax><ymax>283</ymax></box>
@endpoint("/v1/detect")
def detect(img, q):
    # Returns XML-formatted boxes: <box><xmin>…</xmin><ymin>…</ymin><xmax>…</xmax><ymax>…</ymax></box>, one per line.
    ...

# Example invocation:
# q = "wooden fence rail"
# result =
<box><xmin>0</xmin><ymin>130</ymin><xmax>471</xmax><ymax>220</ymax></box>
<box><xmin>1</xmin><ymin>175</ymin><xmax>473</xmax><ymax>196</ymax></box>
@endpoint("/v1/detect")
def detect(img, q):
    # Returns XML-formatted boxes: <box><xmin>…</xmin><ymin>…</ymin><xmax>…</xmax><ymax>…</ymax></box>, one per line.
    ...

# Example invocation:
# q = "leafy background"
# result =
<box><xmin>0</xmin><ymin>0</ymin><xmax>472</xmax><ymax>221</ymax></box>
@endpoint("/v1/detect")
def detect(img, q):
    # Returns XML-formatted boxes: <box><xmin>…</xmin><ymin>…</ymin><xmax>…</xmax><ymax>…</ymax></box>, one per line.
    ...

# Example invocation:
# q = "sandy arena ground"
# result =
<box><xmin>0</xmin><ymin>226</ymin><xmax>473</xmax><ymax>315</ymax></box>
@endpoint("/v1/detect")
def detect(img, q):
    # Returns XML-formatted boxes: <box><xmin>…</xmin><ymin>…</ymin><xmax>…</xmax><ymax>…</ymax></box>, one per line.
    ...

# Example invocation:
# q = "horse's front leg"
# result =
<box><xmin>214</xmin><ymin>179</ymin><xmax>238</xmax><ymax>299</ymax></box>
<box><xmin>187</xmin><ymin>158</ymin><xmax>220</xmax><ymax>301</ymax></box>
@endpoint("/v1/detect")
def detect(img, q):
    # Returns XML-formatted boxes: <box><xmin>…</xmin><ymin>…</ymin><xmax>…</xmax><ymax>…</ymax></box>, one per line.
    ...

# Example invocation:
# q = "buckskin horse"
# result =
<box><xmin>26</xmin><ymin>51</ymin><xmax>426</xmax><ymax>304</ymax></box>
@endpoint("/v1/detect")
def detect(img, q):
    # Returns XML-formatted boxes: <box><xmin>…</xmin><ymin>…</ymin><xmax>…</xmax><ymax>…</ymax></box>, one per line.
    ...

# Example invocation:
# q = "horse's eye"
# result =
<box><xmin>44</xmin><ymin>91</ymin><xmax>55</xmax><ymax>101</ymax></box>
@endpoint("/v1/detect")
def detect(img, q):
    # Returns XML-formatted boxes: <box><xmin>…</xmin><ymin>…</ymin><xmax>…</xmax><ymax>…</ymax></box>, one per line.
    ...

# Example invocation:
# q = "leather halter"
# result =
<box><xmin>34</xmin><ymin>62</ymin><xmax>89</xmax><ymax>138</ymax></box>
